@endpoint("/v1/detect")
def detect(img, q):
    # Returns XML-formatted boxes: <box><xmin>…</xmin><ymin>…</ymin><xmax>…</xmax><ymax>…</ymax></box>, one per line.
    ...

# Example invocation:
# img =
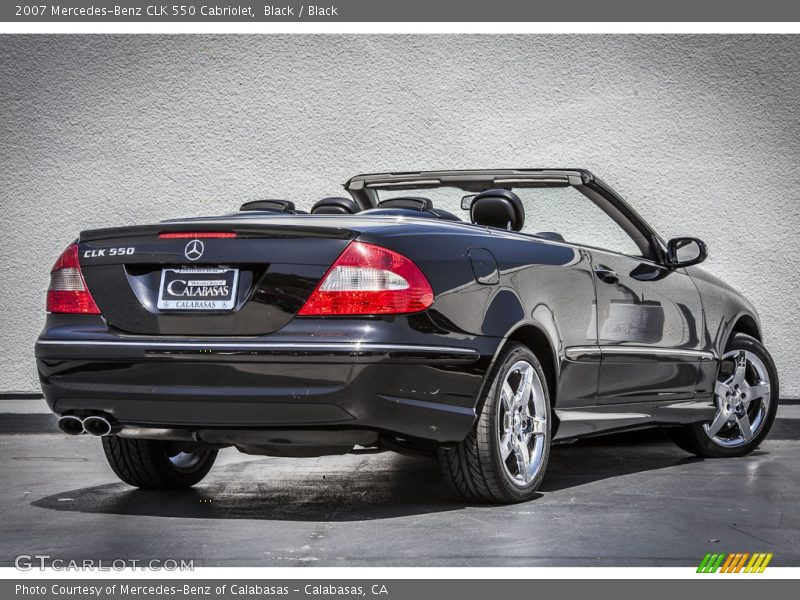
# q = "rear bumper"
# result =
<box><xmin>35</xmin><ymin>333</ymin><xmax>495</xmax><ymax>444</ymax></box>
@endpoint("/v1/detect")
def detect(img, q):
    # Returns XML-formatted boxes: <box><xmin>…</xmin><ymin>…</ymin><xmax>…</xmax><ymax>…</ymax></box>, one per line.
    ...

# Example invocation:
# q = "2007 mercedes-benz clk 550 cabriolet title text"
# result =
<box><xmin>35</xmin><ymin>168</ymin><xmax>780</xmax><ymax>503</ymax></box>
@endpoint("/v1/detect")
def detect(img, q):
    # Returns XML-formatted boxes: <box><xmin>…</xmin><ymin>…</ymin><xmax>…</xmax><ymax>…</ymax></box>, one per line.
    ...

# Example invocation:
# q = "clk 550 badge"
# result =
<box><xmin>83</xmin><ymin>247</ymin><xmax>135</xmax><ymax>258</ymax></box>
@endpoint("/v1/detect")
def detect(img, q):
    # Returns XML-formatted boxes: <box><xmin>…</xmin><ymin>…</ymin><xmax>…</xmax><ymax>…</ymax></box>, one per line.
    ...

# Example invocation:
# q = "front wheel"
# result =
<box><xmin>102</xmin><ymin>436</ymin><xmax>217</xmax><ymax>489</ymax></box>
<box><xmin>439</xmin><ymin>342</ymin><xmax>551</xmax><ymax>503</ymax></box>
<box><xmin>668</xmin><ymin>333</ymin><xmax>779</xmax><ymax>458</ymax></box>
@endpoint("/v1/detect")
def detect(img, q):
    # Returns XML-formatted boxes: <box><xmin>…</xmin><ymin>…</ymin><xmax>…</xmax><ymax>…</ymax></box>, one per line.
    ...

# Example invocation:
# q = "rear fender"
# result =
<box><xmin>472</xmin><ymin>319</ymin><xmax>561</xmax><ymax>415</ymax></box>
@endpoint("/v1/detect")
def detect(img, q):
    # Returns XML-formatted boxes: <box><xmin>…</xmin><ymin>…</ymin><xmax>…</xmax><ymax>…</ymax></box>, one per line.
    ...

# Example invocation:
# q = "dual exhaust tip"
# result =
<box><xmin>57</xmin><ymin>415</ymin><xmax>115</xmax><ymax>436</ymax></box>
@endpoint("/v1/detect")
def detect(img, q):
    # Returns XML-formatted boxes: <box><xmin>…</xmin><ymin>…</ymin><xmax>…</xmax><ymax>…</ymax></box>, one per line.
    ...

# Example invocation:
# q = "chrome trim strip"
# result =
<box><xmin>555</xmin><ymin>410</ymin><xmax>651</xmax><ymax>421</ymax></box>
<box><xmin>564</xmin><ymin>345</ymin><xmax>715</xmax><ymax>362</ymax></box>
<box><xmin>365</xmin><ymin>179</ymin><xmax>441</xmax><ymax>188</ymax></box>
<box><xmin>564</xmin><ymin>346</ymin><xmax>602</xmax><ymax>361</ymax></box>
<box><xmin>663</xmin><ymin>400</ymin><xmax>717</xmax><ymax>410</ymax></box>
<box><xmin>36</xmin><ymin>340</ymin><xmax>478</xmax><ymax>355</ymax></box>
<box><xmin>493</xmin><ymin>177</ymin><xmax>570</xmax><ymax>185</ymax></box>
<box><xmin>381</xmin><ymin>395</ymin><xmax>476</xmax><ymax>416</ymax></box>
<box><xmin>601</xmin><ymin>347</ymin><xmax>715</xmax><ymax>361</ymax></box>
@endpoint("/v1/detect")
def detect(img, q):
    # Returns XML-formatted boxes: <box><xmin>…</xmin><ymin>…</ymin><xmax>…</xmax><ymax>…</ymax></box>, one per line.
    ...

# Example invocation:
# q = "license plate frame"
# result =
<box><xmin>157</xmin><ymin>267</ymin><xmax>240</xmax><ymax>311</ymax></box>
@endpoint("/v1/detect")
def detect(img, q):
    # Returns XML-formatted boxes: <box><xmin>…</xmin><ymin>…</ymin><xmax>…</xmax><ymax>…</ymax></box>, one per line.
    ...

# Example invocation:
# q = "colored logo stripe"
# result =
<box><xmin>697</xmin><ymin>552</ymin><xmax>773</xmax><ymax>573</ymax></box>
<box><xmin>745</xmin><ymin>553</ymin><xmax>773</xmax><ymax>573</ymax></box>
<box><xmin>720</xmin><ymin>553</ymin><xmax>749</xmax><ymax>573</ymax></box>
<box><xmin>697</xmin><ymin>553</ymin><xmax>725</xmax><ymax>573</ymax></box>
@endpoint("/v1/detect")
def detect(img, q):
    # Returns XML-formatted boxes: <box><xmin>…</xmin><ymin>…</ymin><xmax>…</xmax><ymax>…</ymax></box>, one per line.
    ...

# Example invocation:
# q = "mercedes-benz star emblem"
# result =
<box><xmin>184</xmin><ymin>239</ymin><xmax>205</xmax><ymax>261</ymax></box>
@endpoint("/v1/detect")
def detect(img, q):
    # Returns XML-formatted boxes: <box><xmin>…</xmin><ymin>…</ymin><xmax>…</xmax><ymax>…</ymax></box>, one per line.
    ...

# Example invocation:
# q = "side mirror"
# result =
<box><xmin>667</xmin><ymin>237</ymin><xmax>707</xmax><ymax>268</ymax></box>
<box><xmin>461</xmin><ymin>194</ymin><xmax>477</xmax><ymax>210</ymax></box>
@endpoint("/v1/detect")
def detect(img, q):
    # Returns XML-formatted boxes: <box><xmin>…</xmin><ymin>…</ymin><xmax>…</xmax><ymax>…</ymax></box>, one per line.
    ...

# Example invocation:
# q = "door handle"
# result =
<box><xmin>594</xmin><ymin>266</ymin><xmax>619</xmax><ymax>285</ymax></box>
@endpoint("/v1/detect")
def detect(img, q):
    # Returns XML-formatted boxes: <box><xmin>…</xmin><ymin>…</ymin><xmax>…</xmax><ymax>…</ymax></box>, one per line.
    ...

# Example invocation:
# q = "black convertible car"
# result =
<box><xmin>35</xmin><ymin>169</ymin><xmax>779</xmax><ymax>503</ymax></box>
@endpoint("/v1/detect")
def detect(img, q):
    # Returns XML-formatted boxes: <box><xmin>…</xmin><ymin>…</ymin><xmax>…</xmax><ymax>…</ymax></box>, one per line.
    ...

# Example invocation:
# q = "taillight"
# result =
<box><xmin>298</xmin><ymin>242</ymin><xmax>434</xmax><ymax>316</ymax></box>
<box><xmin>46</xmin><ymin>244</ymin><xmax>100</xmax><ymax>314</ymax></box>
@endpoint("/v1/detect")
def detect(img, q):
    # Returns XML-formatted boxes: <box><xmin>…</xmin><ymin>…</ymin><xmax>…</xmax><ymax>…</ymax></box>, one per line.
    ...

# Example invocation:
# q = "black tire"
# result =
<box><xmin>668</xmin><ymin>333</ymin><xmax>779</xmax><ymax>458</ymax></box>
<box><xmin>439</xmin><ymin>342</ymin><xmax>552</xmax><ymax>503</ymax></box>
<box><xmin>102</xmin><ymin>436</ymin><xmax>217</xmax><ymax>489</ymax></box>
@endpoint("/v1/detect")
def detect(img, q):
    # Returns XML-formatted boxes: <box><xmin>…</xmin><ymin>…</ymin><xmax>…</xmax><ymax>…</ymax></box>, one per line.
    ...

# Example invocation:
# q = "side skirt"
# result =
<box><xmin>553</xmin><ymin>397</ymin><xmax>716</xmax><ymax>441</ymax></box>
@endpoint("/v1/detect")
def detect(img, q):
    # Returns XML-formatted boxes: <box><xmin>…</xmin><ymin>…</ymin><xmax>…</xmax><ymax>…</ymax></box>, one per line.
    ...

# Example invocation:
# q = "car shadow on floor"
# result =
<box><xmin>540</xmin><ymin>428</ymin><xmax>704</xmax><ymax>492</ymax></box>
<box><xmin>31</xmin><ymin>430</ymin><xmax>724</xmax><ymax>522</ymax></box>
<box><xmin>33</xmin><ymin>452</ymin><xmax>468</xmax><ymax>521</ymax></box>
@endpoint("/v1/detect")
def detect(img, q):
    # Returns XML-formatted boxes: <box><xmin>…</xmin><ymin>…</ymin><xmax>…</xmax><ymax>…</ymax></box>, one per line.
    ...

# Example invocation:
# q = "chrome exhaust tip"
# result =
<box><xmin>82</xmin><ymin>415</ymin><xmax>113</xmax><ymax>436</ymax></box>
<box><xmin>57</xmin><ymin>415</ymin><xmax>85</xmax><ymax>436</ymax></box>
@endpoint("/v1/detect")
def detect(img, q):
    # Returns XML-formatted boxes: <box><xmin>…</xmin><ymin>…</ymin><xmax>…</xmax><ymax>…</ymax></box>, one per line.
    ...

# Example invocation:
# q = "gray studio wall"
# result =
<box><xmin>1</xmin><ymin>35</ymin><xmax>798</xmax><ymax>395</ymax></box>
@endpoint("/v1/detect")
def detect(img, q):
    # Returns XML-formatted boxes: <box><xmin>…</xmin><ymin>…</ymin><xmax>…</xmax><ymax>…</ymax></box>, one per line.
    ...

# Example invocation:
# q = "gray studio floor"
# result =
<box><xmin>1</xmin><ymin>399</ymin><xmax>798</xmax><ymax>567</ymax></box>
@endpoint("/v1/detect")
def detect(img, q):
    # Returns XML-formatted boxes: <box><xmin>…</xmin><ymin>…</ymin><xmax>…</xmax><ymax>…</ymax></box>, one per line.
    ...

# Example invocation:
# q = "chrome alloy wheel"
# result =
<box><xmin>496</xmin><ymin>360</ymin><xmax>548</xmax><ymax>486</ymax></box>
<box><xmin>705</xmin><ymin>350</ymin><xmax>772</xmax><ymax>447</ymax></box>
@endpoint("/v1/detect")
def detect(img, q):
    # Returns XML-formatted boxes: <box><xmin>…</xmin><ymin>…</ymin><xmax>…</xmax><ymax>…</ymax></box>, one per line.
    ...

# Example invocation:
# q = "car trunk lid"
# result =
<box><xmin>77</xmin><ymin>217</ymin><xmax>356</xmax><ymax>336</ymax></box>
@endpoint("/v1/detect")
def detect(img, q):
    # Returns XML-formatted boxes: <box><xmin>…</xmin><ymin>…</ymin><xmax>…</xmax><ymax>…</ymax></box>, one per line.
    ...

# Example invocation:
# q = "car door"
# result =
<box><xmin>589</xmin><ymin>250</ymin><xmax>706</xmax><ymax>404</ymax></box>
<box><xmin>512</xmin><ymin>182</ymin><xmax>706</xmax><ymax>406</ymax></box>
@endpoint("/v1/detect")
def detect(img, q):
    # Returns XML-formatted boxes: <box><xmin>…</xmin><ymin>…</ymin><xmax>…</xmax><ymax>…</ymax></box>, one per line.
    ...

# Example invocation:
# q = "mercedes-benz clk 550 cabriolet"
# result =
<box><xmin>35</xmin><ymin>169</ymin><xmax>779</xmax><ymax>503</ymax></box>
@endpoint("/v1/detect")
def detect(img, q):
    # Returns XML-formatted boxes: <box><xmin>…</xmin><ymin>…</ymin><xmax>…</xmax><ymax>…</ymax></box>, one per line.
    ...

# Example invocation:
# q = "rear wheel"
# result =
<box><xmin>439</xmin><ymin>342</ymin><xmax>551</xmax><ymax>503</ymax></box>
<box><xmin>669</xmin><ymin>333</ymin><xmax>779</xmax><ymax>458</ymax></box>
<box><xmin>102</xmin><ymin>436</ymin><xmax>217</xmax><ymax>489</ymax></box>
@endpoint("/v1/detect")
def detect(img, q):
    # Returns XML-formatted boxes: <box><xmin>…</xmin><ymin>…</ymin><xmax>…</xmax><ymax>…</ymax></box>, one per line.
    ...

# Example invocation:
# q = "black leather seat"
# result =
<box><xmin>377</xmin><ymin>197</ymin><xmax>434</xmax><ymax>211</ymax></box>
<box><xmin>470</xmin><ymin>189</ymin><xmax>525</xmax><ymax>231</ymax></box>
<box><xmin>240</xmin><ymin>199</ymin><xmax>298</xmax><ymax>213</ymax></box>
<box><xmin>311</xmin><ymin>197</ymin><xmax>360</xmax><ymax>215</ymax></box>
<box><xmin>362</xmin><ymin>196</ymin><xmax>462</xmax><ymax>222</ymax></box>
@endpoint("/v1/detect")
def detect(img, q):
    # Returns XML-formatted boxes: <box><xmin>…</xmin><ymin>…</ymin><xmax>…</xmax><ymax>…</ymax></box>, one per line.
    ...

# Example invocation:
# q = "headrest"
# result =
<box><xmin>427</xmin><ymin>208</ymin><xmax>462</xmax><ymax>222</ymax></box>
<box><xmin>311</xmin><ymin>196</ymin><xmax>360</xmax><ymax>215</ymax></box>
<box><xmin>535</xmin><ymin>231</ymin><xmax>565</xmax><ymax>242</ymax></box>
<box><xmin>470</xmin><ymin>189</ymin><xmax>525</xmax><ymax>231</ymax></box>
<box><xmin>240</xmin><ymin>199</ymin><xmax>296</xmax><ymax>213</ymax></box>
<box><xmin>360</xmin><ymin>207</ymin><xmax>432</xmax><ymax>218</ymax></box>
<box><xmin>378</xmin><ymin>197</ymin><xmax>433</xmax><ymax>211</ymax></box>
